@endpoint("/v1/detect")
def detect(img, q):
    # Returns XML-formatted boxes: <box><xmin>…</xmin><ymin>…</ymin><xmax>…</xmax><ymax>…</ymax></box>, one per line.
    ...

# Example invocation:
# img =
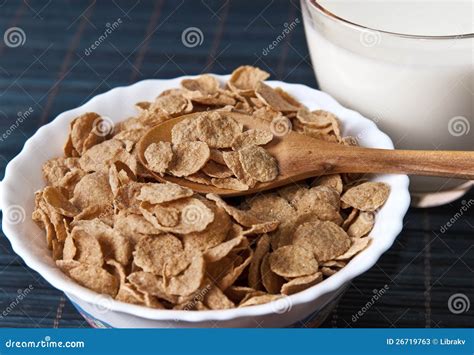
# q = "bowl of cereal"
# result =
<box><xmin>0</xmin><ymin>66</ymin><xmax>410</xmax><ymax>328</ymax></box>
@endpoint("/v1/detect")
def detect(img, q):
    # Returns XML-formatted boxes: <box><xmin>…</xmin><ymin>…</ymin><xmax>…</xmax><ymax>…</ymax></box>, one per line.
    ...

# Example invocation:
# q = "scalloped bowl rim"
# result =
<box><xmin>1</xmin><ymin>74</ymin><xmax>410</xmax><ymax>322</ymax></box>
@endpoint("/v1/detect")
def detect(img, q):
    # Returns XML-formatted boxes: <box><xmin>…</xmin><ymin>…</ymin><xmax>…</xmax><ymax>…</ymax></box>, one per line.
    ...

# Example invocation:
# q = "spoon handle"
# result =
<box><xmin>336</xmin><ymin>148</ymin><xmax>474</xmax><ymax>179</ymax></box>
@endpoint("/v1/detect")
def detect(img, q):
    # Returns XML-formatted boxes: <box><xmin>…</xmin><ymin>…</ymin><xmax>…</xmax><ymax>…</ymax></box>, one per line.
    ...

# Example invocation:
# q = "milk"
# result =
<box><xmin>302</xmin><ymin>0</ymin><xmax>473</xmax><ymax>195</ymax></box>
<box><xmin>317</xmin><ymin>0</ymin><xmax>473</xmax><ymax>36</ymax></box>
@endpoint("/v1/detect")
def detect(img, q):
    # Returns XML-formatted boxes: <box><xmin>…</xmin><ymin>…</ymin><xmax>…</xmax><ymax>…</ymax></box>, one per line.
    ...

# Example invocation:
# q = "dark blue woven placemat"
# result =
<box><xmin>0</xmin><ymin>0</ymin><xmax>472</xmax><ymax>328</ymax></box>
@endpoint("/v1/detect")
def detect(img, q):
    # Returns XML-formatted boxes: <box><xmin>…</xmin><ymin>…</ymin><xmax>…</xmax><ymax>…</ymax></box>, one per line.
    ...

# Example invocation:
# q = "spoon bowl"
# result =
<box><xmin>137</xmin><ymin>111</ymin><xmax>474</xmax><ymax>197</ymax></box>
<box><xmin>137</xmin><ymin>111</ymin><xmax>351</xmax><ymax>196</ymax></box>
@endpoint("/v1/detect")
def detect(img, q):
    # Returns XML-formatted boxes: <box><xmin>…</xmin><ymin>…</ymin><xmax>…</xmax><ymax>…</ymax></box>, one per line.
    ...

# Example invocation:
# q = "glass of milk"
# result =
<box><xmin>301</xmin><ymin>0</ymin><xmax>473</xmax><ymax>207</ymax></box>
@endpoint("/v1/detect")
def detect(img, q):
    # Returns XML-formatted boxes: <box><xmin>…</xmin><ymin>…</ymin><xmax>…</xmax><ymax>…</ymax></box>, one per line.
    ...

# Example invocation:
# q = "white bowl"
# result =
<box><xmin>0</xmin><ymin>75</ymin><xmax>410</xmax><ymax>328</ymax></box>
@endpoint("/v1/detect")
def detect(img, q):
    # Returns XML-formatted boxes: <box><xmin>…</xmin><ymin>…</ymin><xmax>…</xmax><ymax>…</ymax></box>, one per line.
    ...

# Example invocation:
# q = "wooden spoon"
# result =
<box><xmin>137</xmin><ymin>111</ymin><xmax>474</xmax><ymax>197</ymax></box>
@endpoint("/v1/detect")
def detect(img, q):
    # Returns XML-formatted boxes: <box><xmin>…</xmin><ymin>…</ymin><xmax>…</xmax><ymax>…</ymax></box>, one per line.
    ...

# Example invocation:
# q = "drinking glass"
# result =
<box><xmin>301</xmin><ymin>0</ymin><xmax>473</xmax><ymax>207</ymax></box>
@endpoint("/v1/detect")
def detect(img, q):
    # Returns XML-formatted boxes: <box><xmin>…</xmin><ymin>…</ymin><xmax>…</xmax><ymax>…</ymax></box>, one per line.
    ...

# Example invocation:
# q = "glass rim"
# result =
<box><xmin>309</xmin><ymin>0</ymin><xmax>474</xmax><ymax>40</ymax></box>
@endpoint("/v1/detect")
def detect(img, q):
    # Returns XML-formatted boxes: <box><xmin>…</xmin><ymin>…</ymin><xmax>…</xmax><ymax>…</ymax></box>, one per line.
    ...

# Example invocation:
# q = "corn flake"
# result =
<box><xmin>137</xmin><ymin>182</ymin><xmax>193</xmax><ymax>204</ymax></box>
<box><xmin>260</xmin><ymin>252</ymin><xmax>285</xmax><ymax>294</ymax></box>
<box><xmin>341</xmin><ymin>182</ymin><xmax>390</xmax><ymax>211</ymax></box>
<box><xmin>168</xmin><ymin>141</ymin><xmax>210</xmax><ymax>177</ymax></box>
<box><xmin>238</xmin><ymin>145</ymin><xmax>278</xmax><ymax>183</ymax></box>
<box><xmin>144</xmin><ymin>142</ymin><xmax>173</xmax><ymax>174</ymax></box>
<box><xmin>293</xmin><ymin>221</ymin><xmax>351</xmax><ymax>262</ymax></box>
<box><xmin>231</xmin><ymin>129</ymin><xmax>273</xmax><ymax>150</ymax></box>
<box><xmin>255</xmin><ymin>82</ymin><xmax>300</xmax><ymax>112</ymax></box>
<box><xmin>281</xmin><ymin>272</ymin><xmax>323</xmax><ymax>295</ymax></box>
<box><xmin>196</xmin><ymin>111</ymin><xmax>243</xmax><ymax>149</ymax></box>
<box><xmin>133</xmin><ymin>234</ymin><xmax>183</xmax><ymax>275</ymax></box>
<box><xmin>228</xmin><ymin>66</ymin><xmax>270</xmax><ymax>95</ymax></box>
<box><xmin>269</xmin><ymin>245</ymin><xmax>318</xmax><ymax>278</ymax></box>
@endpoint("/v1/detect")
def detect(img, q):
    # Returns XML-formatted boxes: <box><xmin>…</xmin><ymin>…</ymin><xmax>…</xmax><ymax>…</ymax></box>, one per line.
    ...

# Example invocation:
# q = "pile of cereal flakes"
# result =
<box><xmin>32</xmin><ymin>66</ymin><xmax>390</xmax><ymax>310</ymax></box>
<box><xmin>143</xmin><ymin>110</ymin><xmax>278</xmax><ymax>191</ymax></box>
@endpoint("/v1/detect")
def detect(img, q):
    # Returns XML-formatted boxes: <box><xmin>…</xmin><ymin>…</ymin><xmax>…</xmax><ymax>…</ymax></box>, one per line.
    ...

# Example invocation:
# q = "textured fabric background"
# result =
<box><xmin>0</xmin><ymin>0</ymin><xmax>472</xmax><ymax>328</ymax></box>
